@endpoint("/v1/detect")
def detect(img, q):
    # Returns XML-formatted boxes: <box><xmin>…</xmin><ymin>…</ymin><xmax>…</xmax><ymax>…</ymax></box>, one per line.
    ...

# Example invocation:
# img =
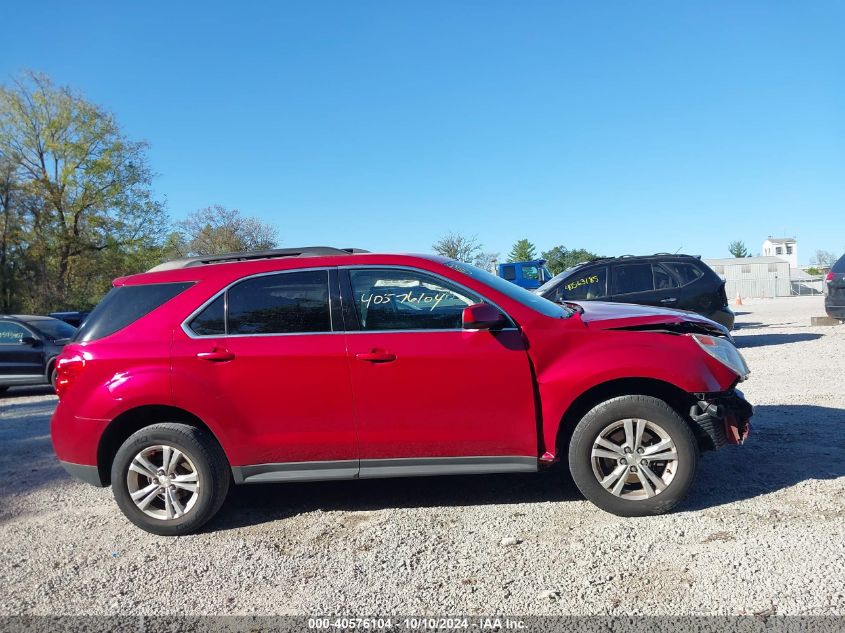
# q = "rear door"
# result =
<box><xmin>172</xmin><ymin>268</ymin><xmax>358</xmax><ymax>477</ymax></box>
<box><xmin>611</xmin><ymin>262</ymin><xmax>680</xmax><ymax>308</ymax></box>
<box><xmin>660</xmin><ymin>260</ymin><xmax>720</xmax><ymax>314</ymax></box>
<box><xmin>0</xmin><ymin>321</ymin><xmax>43</xmax><ymax>381</ymax></box>
<box><xmin>341</xmin><ymin>266</ymin><xmax>538</xmax><ymax>475</ymax></box>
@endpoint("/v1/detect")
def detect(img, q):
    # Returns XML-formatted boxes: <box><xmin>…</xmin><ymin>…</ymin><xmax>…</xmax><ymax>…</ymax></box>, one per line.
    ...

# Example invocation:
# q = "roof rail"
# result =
<box><xmin>147</xmin><ymin>246</ymin><xmax>369</xmax><ymax>272</ymax></box>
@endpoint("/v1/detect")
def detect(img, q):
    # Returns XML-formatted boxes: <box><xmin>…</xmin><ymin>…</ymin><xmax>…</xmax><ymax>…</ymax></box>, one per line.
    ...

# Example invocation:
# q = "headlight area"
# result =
<box><xmin>689</xmin><ymin>333</ymin><xmax>750</xmax><ymax>381</ymax></box>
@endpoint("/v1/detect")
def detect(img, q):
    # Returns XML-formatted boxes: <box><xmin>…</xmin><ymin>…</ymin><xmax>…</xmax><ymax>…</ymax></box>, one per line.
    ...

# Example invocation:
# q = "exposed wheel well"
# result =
<box><xmin>555</xmin><ymin>378</ymin><xmax>704</xmax><ymax>458</ymax></box>
<box><xmin>97</xmin><ymin>405</ymin><xmax>219</xmax><ymax>486</ymax></box>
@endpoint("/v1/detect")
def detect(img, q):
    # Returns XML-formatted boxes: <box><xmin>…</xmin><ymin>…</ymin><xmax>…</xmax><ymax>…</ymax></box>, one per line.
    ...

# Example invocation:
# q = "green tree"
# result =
<box><xmin>172</xmin><ymin>205</ymin><xmax>278</xmax><ymax>257</ymax></box>
<box><xmin>432</xmin><ymin>231</ymin><xmax>481</xmax><ymax>263</ymax></box>
<box><xmin>541</xmin><ymin>245</ymin><xmax>601</xmax><ymax>275</ymax></box>
<box><xmin>729</xmin><ymin>240</ymin><xmax>749</xmax><ymax>258</ymax></box>
<box><xmin>507</xmin><ymin>238</ymin><xmax>537</xmax><ymax>263</ymax></box>
<box><xmin>0</xmin><ymin>71</ymin><xmax>167</xmax><ymax>311</ymax></box>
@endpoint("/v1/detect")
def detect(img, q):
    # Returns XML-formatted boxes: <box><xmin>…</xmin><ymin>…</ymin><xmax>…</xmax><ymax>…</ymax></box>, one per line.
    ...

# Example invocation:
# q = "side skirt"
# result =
<box><xmin>232</xmin><ymin>456</ymin><xmax>538</xmax><ymax>485</ymax></box>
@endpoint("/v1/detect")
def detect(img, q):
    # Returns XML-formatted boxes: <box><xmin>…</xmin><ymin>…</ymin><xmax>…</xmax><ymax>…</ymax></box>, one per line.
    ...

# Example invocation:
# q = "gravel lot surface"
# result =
<box><xmin>1</xmin><ymin>296</ymin><xmax>843</xmax><ymax>616</ymax></box>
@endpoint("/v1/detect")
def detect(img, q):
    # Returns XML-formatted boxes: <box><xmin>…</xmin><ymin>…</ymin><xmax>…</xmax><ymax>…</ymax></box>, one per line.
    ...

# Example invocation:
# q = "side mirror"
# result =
<box><xmin>20</xmin><ymin>336</ymin><xmax>40</xmax><ymax>346</ymax></box>
<box><xmin>462</xmin><ymin>303</ymin><xmax>507</xmax><ymax>330</ymax></box>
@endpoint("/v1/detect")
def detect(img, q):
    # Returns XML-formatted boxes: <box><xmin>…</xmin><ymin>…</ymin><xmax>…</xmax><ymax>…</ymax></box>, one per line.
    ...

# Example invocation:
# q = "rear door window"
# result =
<box><xmin>75</xmin><ymin>282</ymin><xmax>193</xmax><ymax>343</ymax></box>
<box><xmin>189</xmin><ymin>295</ymin><xmax>225</xmax><ymax>336</ymax></box>
<box><xmin>653</xmin><ymin>264</ymin><xmax>679</xmax><ymax>290</ymax></box>
<box><xmin>227</xmin><ymin>270</ymin><xmax>331</xmax><ymax>335</ymax></box>
<box><xmin>612</xmin><ymin>264</ymin><xmax>655</xmax><ymax>295</ymax></box>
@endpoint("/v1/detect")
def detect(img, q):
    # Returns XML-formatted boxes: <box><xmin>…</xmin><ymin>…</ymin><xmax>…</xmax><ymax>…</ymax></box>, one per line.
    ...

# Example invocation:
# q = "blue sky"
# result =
<box><xmin>2</xmin><ymin>2</ymin><xmax>843</xmax><ymax>264</ymax></box>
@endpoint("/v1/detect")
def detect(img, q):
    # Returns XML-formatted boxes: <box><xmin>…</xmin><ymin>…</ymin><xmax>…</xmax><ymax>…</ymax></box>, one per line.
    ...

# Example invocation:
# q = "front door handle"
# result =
<box><xmin>659</xmin><ymin>297</ymin><xmax>678</xmax><ymax>305</ymax></box>
<box><xmin>355</xmin><ymin>350</ymin><xmax>396</xmax><ymax>363</ymax></box>
<box><xmin>196</xmin><ymin>349</ymin><xmax>235</xmax><ymax>362</ymax></box>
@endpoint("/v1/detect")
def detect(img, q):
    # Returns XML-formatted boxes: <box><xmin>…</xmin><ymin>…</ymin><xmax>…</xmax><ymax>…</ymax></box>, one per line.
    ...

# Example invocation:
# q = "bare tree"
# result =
<box><xmin>175</xmin><ymin>205</ymin><xmax>278</xmax><ymax>256</ymax></box>
<box><xmin>813</xmin><ymin>249</ymin><xmax>838</xmax><ymax>268</ymax></box>
<box><xmin>472</xmin><ymin>251</ymin><xmax>499</xmax><ymax>273</ymax></box>
<box><xmin>431</xmin><ymin>231</ymin><xmax>482</xmax><ymax>263</ymax></box>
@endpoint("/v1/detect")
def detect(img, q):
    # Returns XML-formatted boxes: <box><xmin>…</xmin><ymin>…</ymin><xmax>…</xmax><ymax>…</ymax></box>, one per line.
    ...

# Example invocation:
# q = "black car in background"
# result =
<box><xmin>824</xmin><ymin>254</ymin><xmax>845</xmax><ymax>320</ymax></box>
<box><xmin>0</xmin><ymin>315</ymin><xmax>77</xmax><ymax>393</ymax></box>
<box><xmin>48</xmin><ymin>311</ymin><xmax>89</xmax><ymax>327</ymax></box>
<box><xmin>536</xmin><ymin>254</ymin><xmax>735</xmax><ymax>330</ymax></box>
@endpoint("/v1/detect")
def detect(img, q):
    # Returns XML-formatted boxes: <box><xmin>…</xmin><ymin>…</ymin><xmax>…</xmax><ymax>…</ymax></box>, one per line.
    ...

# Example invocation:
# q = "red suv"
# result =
<box><xmin>51</xmin><ymin>247</ymin><xmax>752</xmax><ymax>535</ymax></box>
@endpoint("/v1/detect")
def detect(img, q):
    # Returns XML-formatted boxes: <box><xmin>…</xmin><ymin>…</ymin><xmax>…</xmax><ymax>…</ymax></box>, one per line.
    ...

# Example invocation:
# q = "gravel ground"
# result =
<box><xmin>1</xmin><ymin>296</ymin><xmax>843</xmax><ymax>616</ymax></box>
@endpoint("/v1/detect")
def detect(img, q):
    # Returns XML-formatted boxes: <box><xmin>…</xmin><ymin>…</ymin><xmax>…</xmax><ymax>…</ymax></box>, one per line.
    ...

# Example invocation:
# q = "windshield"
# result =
<box><xmin>24</xmin><ymin>318</ymin><xmax>77</xmax><ymax>340</ymax></box>
<box><xmin>445</xmin><ymin>261</ymin><xmax>572</xmax><ymax>318</ymax></box>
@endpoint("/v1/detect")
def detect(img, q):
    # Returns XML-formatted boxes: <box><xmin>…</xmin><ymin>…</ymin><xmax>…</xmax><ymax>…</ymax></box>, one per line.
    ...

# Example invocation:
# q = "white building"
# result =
<box><xmin>704</xmin><ymin>256</ymin><xmax>791</xmax><ymax>298</ymax></box>
<box><xmin>761</xmin><ymin>236</ymin><xmax>797</xmax><ymax>268</ymax></box>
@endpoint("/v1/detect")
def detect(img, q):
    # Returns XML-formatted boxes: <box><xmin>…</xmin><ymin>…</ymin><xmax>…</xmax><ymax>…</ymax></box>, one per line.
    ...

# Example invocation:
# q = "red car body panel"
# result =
<box><xmin>50</xmin><ymin>253</ymin><xmax>749</xmax><ymax>481</ymax></box>
<box><xmin>345</xmin><ymin>329</ymin><xmax>537</xmax><ymax>459</ymax></box>
<box><xmin>171</xmin><ymin>332</ymin><xmax>356</xmax><ymax>466</ymax></box>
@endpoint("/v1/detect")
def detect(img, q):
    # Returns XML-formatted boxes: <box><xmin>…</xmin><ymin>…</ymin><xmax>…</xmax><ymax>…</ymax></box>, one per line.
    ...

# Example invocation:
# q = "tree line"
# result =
<box><xmin>0</xmin><ymin>72</ymin><xmax>277</xmax><ymax>313</ymax></box>
<box><xmin>431</xmin><ymin>232</ymin><xmax>601</xmax><ymax>275</ymax></box>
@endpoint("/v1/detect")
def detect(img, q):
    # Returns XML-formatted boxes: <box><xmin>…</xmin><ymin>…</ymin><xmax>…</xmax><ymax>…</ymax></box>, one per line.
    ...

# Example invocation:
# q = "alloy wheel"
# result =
<box><xmin>126</xmin><ymin>445</ymin><xmax>200</xmax><ymax>520</ymax></box>
<box><xmin>590</xmin><ymin>418</ymin><xmax>679</xmax><ymax>500</ymax></box>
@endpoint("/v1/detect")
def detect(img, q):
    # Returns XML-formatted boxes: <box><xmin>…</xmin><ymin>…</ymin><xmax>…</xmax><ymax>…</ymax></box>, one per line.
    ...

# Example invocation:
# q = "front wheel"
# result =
<box><xmin>568</xmin><ymin>395</ymin><xmax>698</xmax><ymax>516</ymax></box>
<box><xmin>111</xmin><ymin>423</ymin><xmax>230</xmax><ymax>535</ymax></box>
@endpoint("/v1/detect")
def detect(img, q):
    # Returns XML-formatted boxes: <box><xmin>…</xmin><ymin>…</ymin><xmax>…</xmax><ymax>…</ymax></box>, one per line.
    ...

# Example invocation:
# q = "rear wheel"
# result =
<box><xmin>568</xmin><ymin>395</ymin><xmax>698</xmax><ymax>516</ymax></box>
<box><xmin>49</xmin><ymin>366</ymin><xmax>58</xmax><ymax>390</ymax></box>
<box><xmin>111</xmin><ymin>423</ymin><xmax>230</xmax><ymax>535</ymax></box>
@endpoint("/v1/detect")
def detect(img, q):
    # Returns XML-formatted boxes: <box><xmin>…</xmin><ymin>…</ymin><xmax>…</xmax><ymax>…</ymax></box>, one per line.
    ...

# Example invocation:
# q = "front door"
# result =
<box><xmin>341</xmin><ymin>267</ymin><xmax>538</xmax><ymax>477</ymax></box>
<box><xmin>171</xmin><ymin>268</ymin><xmax>357</xmax><ymax>480</ymax></box>
<box><xmin>0</xmin><ymin>321</ymin><xmax>43</xmax><ymax>382</ymax></box>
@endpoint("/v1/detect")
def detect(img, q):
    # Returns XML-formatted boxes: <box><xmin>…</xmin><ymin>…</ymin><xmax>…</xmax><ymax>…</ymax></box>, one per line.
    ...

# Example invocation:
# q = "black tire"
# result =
<box><xmin>111</xmin><ymin>423</ymin><xmax>230</xmax><ymax>536</ymax></box>
<box><xmin>0</xmin><ymin>386</ymin><xmax>8</xmax><ymax>395</ymax></box>
<box><xmin>49</xmin><ymin>366</ymin><xmax>58</xmax><ymax>391</ymax></box>
<box><xmin>568</xmin><ymin>395</ymin><xmax>698</xmax><ymax>517</ymax></box>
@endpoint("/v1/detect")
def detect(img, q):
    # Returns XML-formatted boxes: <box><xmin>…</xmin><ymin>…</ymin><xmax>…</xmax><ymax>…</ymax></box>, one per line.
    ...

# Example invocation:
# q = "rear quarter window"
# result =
<box><xmin>833</xmin><ymin>255</ymin><xmax>845</xmax><ymax>274</ymax></box>
<box><xmin>75</xmin><ymin>282</ymin><xmax>193</xmax><ymax>343</ymax></box>
<box><xmin>662</xmin><ymin>261</ymin><xmax>704</xmax><ymax>286</ymax></box>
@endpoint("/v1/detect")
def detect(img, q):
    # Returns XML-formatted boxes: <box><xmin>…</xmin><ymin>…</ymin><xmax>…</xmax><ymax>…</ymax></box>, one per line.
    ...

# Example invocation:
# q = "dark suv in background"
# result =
<box><xmin>536</xmin><ymin>254</ymin><xmax>734</xmax><ymax>330</ymax></box>
<box><xmin>824</xmin><ymin>254</ymin><xmax>845</xmax><ymax>321</ymax></box>
<box><xmin>0</xmin><ymin>315</ymin><xmax>76</xmax><ymax>393</ymax></box>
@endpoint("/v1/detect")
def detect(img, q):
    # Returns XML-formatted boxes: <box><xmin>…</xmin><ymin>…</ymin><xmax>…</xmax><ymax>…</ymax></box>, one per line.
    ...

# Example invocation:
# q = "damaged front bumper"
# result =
<box><xmin>689</xmin><ymin>389</ymin><xmax>753</xmax><ymax>450</ymax></box>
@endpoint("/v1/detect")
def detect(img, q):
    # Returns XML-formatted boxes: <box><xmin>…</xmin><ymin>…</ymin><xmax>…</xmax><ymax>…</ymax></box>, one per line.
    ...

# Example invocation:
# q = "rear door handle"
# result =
<box><xmin>196</xmin><ymin>349</ymin><xmax>235</xmax><ymax>362</ymax></box>
<box><xmin>660</xmin><ymin>297</ymin><xmax>678</xmax><ymax>305</ymax></box>
<box><xmin>355</xmin><ymin>350</ymin><xmax>396</xmax><ymax>363</ymax></box>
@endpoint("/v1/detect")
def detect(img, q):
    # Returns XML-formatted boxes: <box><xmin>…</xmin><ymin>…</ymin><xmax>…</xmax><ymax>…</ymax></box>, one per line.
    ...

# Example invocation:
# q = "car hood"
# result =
<box><xmin>570</xmin><ymin>301</ymin><xmax>730</xmax><ymax>336</ymax></box>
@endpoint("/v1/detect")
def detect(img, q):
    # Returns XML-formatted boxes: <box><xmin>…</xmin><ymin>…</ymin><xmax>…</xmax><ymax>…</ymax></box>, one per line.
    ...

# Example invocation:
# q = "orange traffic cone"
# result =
<box><xmin>734</xmin><ymin>292</ymin><xmax>743</xmax><ymax>306</ymax></box>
